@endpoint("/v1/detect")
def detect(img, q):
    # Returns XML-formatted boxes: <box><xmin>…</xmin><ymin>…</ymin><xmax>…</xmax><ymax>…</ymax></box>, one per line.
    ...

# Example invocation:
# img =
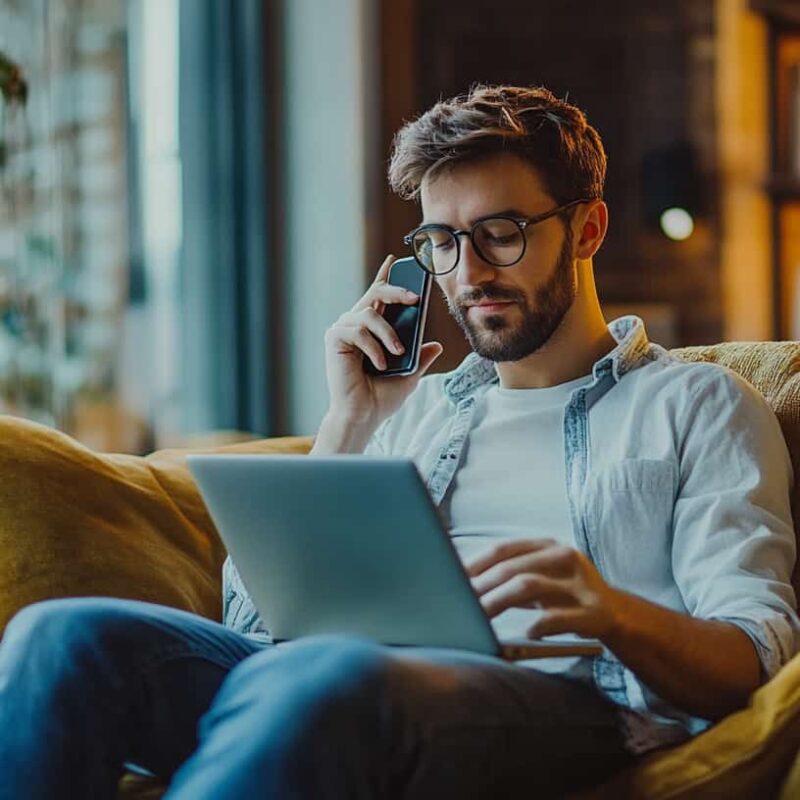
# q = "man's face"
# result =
<box><xmin>420</xmin><ymin>153</ymin><xmax>577</xmax><ymax>362</ymax></box>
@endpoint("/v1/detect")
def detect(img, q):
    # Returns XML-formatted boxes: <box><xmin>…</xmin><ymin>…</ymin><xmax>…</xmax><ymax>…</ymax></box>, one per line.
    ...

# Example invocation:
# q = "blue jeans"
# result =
<box><xmin>0</xmin><ymin>597</ymin><xmax>635</xmax><ymax>799</ymax></box>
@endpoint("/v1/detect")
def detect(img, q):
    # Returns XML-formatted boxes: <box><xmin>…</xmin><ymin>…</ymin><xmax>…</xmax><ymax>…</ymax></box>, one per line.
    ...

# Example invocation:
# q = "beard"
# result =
<box><xmin>444</xmin><ymin>229</ymin><xmax>577</xmax><ymax>362</ymax></box>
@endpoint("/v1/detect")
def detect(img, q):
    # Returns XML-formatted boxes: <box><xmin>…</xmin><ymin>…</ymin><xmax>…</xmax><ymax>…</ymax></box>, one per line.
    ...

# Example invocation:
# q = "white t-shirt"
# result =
<box><xmin>445</xmin><ymin>374</ymin><xmax>592</xmax><ymax>641</ymax></box>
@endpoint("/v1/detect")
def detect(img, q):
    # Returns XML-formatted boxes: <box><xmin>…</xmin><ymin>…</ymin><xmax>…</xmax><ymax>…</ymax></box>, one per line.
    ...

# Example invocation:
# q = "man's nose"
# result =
<box><xmin>454</xmin><ymin>235</ymin><xmax>497</xmax><ymax>286</ymax></box>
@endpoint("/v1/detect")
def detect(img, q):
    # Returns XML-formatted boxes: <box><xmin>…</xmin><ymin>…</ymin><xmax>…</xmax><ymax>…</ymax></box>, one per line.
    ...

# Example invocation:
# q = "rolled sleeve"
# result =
<box><xmin>221</xmin><ymin>555</ymin><xmax>272</xmax><ymax>642</ymax></box>
<box><xmin>671</xmin><ymin>368</ymin><xmax>800</xmax><ymax>681</ymax></box>
<box><xmin>716</xmin><ymin>614</ymin><xmax>793</xmax><ymax>681</ymax></box>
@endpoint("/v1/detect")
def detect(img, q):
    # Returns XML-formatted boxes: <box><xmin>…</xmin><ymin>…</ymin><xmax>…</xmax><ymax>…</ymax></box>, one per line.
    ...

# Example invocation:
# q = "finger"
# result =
<box><xmin>355</xmin><ymin>283</ymin><xmax>420</xmax><ymax>314</ymax></box>
<box><xmin>335</xmin><ymin>307</ymin><xmax>407</xmax><ymax>357</ymax></box>
<box><xmin>465</xmin><ymin>538</ymin><xmax>558</xmax><ymax>578</ymax></box>
<box><xmin>414</xmin><ymin>342</ymin><xmax>443</xmax><ymax>376</ymax></box>
<box><xmin>479</xmin><ymin>574</ymin><xmax>578</xmax><ymax>619</ymax></box>
<box><xmin>374</xmin><ymin>253</ymin><xmax>395</xmax><ymax>283</ymax></box>
<box><xmin>527</xmin><ymin>609</ymin><xmax>591</xmax><ymax>639</ymax></box>
<box><xmin>356</xmin><ymin>307</ymin><xmax>406</xmax><ymax>356</ymax></box>
<box><xmin>389</xmin><ymin>341</ymin><xmax>443</xmax><ymax>382</ymax></box>
<box><xmin>471</xmin><ymin>547</ymin><xmax>576</xmax><ymax>596</ymax></box>
<box><xmin>330</xmin><ymin>324</ymin><xmax>387</xmax><ymax>371</ymax></box>
<box><xmin>353</xmin><ymin>255</ymin><xmax>397</xmax><ymax>312</ymax></box>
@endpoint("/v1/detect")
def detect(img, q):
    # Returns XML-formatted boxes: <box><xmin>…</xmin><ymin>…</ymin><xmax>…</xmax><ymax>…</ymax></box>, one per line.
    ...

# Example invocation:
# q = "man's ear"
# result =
<box><xmin>574</xmin><ymin>200</ymin><xmax>608</xmax><ymax>260</ymax></box>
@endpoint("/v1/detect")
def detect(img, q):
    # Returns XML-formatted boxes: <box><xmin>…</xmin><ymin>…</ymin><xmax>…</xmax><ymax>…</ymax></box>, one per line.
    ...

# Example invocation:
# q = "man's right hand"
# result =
<box><xmin>320</xmin><ymin>255</ymin><xmax>443</xmax><ymax>445</ymax></box>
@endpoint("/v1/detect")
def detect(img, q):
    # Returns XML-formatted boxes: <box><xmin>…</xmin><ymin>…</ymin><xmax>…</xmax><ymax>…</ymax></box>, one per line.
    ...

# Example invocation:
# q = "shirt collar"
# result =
<box><xmin>442</xmin><ymin>315</ymin><xmax>651</xmax><ymax>405</ymax></box>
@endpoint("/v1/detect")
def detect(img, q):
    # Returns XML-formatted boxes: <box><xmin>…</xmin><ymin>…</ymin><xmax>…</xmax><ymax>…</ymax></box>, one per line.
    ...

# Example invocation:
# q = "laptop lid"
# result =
<box><xmin>188</xmin><ymin>454</ymin><xmax>501</xmax><ymax>655</ymax></box>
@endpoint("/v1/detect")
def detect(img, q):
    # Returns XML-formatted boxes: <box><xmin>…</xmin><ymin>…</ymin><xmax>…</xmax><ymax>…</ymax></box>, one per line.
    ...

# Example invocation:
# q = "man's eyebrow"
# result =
<box><xmin>420</xmin><ymin>207</ymin><xmax>530</xmax><ymax>227</ymax></box>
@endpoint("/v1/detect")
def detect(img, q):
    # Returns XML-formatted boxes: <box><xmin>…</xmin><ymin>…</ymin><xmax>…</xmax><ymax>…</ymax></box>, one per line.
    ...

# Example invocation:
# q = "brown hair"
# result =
<box><xmin>388</xmin><ymin>84</ymin><xmax>606</xmax><ymax>204</ymax></box>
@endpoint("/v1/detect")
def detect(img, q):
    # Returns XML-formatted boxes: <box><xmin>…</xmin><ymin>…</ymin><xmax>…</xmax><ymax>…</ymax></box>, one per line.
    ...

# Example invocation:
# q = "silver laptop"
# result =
<box><xmin>187</xmin><ymin>455</ymin><xmax>603</xmax><ymax>661</ymax></box>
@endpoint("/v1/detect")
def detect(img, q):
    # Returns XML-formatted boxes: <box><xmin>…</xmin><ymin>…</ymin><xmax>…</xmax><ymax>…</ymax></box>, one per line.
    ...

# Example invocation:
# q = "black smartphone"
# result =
<box><xmin>364</xmin><ymin>257</ymin><xmax>433</xmax><ymax>377</ymax></box>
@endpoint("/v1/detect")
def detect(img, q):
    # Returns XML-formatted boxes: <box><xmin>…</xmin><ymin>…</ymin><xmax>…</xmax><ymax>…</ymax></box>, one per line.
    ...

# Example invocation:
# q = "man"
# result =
<box><xmin>0</xmin><ymin>85</ymin><xmax>797</xmax><ymax>798</ymax></box>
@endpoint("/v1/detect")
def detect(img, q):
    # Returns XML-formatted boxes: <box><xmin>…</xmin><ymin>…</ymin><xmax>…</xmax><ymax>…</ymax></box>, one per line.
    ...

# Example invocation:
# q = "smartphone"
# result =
<box><xmin>364</xmin><ymin>257</ymin><xmax>432</xmax><ymax>377</ymax></box>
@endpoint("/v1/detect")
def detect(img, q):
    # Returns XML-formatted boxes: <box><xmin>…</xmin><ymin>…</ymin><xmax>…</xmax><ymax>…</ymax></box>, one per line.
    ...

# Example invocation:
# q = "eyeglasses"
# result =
<box><xmin>403</xmin><ymin>198</ymin><xmax>592</xmax><ymax>276</ymax></box>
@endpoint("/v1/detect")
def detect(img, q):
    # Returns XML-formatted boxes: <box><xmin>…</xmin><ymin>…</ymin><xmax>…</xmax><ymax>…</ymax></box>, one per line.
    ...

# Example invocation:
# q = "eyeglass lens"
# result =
<box><xmin>411</xmin><ymin>218</ymin><xmax>525</xmax><ymax>274</ymax></box>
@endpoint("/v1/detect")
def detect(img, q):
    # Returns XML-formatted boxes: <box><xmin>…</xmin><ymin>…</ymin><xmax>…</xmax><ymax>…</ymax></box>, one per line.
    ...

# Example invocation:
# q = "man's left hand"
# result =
<box><xmin>466</xmin><ymin>538</ymin><xmax>623</xmax><ymax>641</ymax></box>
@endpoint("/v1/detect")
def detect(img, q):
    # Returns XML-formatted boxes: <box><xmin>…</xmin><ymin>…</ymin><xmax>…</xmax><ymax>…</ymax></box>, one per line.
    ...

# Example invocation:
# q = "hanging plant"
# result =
<box><xmin>0</xmin><ymin>51</ymin><xmax>27</xmax><ymax>171</ymax></box>
<box><xmin>0</xmin><ymin>51</ymin><xmax>27</xmax><ymax>105</ymax></box>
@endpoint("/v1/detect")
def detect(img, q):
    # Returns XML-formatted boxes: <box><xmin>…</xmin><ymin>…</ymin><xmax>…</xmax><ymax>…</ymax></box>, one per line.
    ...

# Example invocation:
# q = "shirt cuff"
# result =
<box><xmin>714</xmin><ymin>615</ymin><xmax>790</xmax><ymax>683</ymax></box>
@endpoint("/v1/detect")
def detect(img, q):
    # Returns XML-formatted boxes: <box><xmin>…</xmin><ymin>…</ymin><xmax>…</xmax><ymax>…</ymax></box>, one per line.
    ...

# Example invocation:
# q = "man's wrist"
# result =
<box><xmin>599</xmin><ymin>587</ymin><xmax>635</xmax><ymax>647</ymax></box>
<box><xmin>311</xmin><ymin>410</ymin><xmax>379</xmax><ymax>455</ymax></box>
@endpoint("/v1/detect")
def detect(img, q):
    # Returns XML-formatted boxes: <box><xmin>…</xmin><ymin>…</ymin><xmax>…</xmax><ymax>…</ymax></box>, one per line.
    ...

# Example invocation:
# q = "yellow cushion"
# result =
<box><xmin>779</xmin><ymin>746</ymin><xmax>800</xmax><ymax>800</ymax></box>
<box><xmin>571</xmin><ymin>650</ymin><xmax>800</xmax><ymax>799</ymax></box>
<box><xmin>0</xmin><ymin>414</ymin><xmax>313</xmax><ymax>634</ymax></box>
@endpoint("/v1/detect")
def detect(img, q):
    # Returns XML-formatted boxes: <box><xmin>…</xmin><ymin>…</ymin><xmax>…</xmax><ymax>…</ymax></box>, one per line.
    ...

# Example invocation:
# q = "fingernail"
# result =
<box><xmin>393</xmin><ymin>340</ymin><xmax>404</xmax><ymax>353</ymax></box>
<box><xmin>405</xmin><ymin>290</ymin><xmax>418</xmax><ymax>299</ymax></box>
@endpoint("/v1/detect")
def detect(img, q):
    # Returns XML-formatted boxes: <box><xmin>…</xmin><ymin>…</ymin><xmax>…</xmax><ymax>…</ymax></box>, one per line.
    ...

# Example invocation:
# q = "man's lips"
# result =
<box><xmin>467</xmin><ymin>301</ymin><xmax>515</xmax><ymax>313</ymax></box>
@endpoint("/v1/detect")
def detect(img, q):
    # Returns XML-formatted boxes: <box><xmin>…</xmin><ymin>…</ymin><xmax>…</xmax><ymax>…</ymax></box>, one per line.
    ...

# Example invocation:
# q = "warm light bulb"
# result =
<box><xmin>660</xmin><ymin>208</ymin><xmax>694</xmax><ymax>241</ymax></box>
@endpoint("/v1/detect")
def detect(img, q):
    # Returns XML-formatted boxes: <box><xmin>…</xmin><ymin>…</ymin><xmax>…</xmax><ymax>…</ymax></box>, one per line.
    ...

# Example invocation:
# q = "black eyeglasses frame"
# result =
<box><xmin>403</xmin><ymin>198</ymin><xmax>594</xmax><ymax>276</ymax></box>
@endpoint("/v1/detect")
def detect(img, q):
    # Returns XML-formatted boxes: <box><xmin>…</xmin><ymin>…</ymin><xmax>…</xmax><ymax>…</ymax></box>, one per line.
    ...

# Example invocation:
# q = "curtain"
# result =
<box><xmin>179</xmin><ymin>0</ymin><xmax>274</xmax><ymax>434</ymax></box>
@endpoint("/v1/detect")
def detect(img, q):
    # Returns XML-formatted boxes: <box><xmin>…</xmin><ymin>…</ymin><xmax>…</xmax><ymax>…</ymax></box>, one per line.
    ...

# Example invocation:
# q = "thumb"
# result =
<box><xmin>416</xmin><ymin>342</ymin><xmax>443</xmax><ymax>377</ymax></box>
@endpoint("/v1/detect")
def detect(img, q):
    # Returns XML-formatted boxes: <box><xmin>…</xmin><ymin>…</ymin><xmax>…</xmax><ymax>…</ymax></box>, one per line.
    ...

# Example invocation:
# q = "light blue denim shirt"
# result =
<box><xmin>223</xmin><ymin>316</ymin><xmax>799</xmax><ymax>753</ymax></box>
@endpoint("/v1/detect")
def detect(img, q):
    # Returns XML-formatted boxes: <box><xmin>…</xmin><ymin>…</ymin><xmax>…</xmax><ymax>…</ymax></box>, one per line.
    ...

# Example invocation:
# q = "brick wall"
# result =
<box><xmin>0</xmin><ymin>0</ymin><xmax>136</xmax><ymax>446</ymax></box>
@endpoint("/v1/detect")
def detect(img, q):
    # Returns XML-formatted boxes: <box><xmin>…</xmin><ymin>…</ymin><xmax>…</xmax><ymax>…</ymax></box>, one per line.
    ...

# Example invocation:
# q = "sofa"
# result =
<box><xmin>0</xmin><ymin>341</ymin><xmax>799</xmax><ymax>799</ymax></box>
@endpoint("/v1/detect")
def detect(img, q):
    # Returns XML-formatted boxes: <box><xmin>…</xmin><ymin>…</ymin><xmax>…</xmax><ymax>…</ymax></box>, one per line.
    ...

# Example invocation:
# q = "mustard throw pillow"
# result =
<box><xmin>571</xmin><ymin>650</ymin><xmax>800</xmax><ymax>799</ymax></box>
<box><xmin>0</xmin><ymin>414</ymin><xmax>312</xmax><ymax>634</ymax></box>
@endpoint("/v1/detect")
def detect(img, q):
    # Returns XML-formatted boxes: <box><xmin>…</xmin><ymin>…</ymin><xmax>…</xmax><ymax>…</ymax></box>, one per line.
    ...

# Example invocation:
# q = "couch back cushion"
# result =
<box><xmin>0</xmin><ymin>416</ymin><xmax>312</xmax><ymax>634</ymax></box>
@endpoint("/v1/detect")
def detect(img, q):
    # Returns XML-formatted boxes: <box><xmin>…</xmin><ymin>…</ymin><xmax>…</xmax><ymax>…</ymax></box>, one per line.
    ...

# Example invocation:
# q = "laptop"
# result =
<box><xmin>187</xmin><ymin>455</ymin><xmax>604</xmax><ymax>661</ymax></box>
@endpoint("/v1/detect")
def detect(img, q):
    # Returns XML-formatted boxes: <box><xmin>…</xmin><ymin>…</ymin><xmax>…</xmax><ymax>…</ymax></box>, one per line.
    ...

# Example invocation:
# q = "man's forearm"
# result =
<box><xmin>310</xmin><ymin>412</ymin><xmax>377</xmax><ymax>455</ymax></box>
<box><xmin>604</xmin><ymin>589</ymin><xmax>762</xmax><ymax>721</ymax></box>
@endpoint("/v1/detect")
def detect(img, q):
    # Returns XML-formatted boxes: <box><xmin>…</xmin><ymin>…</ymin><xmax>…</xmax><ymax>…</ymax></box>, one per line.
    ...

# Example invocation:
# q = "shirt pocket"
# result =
<box><xmin>584</xmin><ymin>459</ymin><xmax>676</xmax><ymax>593</ymax></box>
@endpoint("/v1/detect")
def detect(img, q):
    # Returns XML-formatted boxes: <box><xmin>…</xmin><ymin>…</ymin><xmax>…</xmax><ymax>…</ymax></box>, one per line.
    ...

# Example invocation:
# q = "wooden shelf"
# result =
<box><xmin>752</xmin><ymin>0</ymin><xmax>800</xmax><ymax>337</ymax></box>
<box><xmin>752</xmin><ymin>1</ymin><xmax>800</xmax><ymax>27</ymax></box>
<box><xmin>767</xmin><ymin>175</ymin><xmax>800</xmax><ymax>199</ymax></box>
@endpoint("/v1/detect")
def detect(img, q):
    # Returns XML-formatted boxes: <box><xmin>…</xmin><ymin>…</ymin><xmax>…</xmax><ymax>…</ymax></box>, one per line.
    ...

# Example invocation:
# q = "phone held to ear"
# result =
<box><xmin>364</xmin><ymin>257</ymin><xmax>433</xmax><ymax>377</ymax></box>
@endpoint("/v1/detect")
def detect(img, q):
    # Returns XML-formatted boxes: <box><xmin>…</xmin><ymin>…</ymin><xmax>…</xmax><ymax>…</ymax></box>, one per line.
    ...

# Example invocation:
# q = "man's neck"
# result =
<box><xmin>494</xmin><ymin>262</ymin><xmax>615</xmax><ymax>390</ymax></box>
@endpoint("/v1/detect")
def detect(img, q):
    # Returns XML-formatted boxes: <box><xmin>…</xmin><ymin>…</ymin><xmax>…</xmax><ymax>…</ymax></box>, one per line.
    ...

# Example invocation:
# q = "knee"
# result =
<box><xmin>3</xmin><ymin>597</ymin><xmax>135</xmax><ymax>658</ymax></box>
<box><xmin>229</xmin><ymin>635</ymin><xmax>392</xmax><ymax>697</ymax></box>
<box><xmin>180</xmin><ymin>638</ymin><xmax>401</xmax><ymax>790</ymax></box>
<box><xmin>212</xmin><ymin>636</ymin><xmax>397</xmax><ymax>735</ymax></box>
<box><xmin>278</xmin><ymin>634</ymin><xmax>393</xmax><ymax>679</ymax></box>
<box><xmin>296</xmin><ymin>635</ymin><xmax>398</xmax><ymax>705</ymax></box>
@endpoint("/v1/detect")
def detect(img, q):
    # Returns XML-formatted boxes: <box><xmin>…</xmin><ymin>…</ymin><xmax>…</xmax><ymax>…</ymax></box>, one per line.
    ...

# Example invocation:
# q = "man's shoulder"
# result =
<box><xmin>633</xmin><ymin>344</ymin><xmax>764</xmax><ymax>402</ymax></box>
<box><xmin>621</xmin><ymin>345</ymin><xmax>781</xmax><ymax>442</ymax></box>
